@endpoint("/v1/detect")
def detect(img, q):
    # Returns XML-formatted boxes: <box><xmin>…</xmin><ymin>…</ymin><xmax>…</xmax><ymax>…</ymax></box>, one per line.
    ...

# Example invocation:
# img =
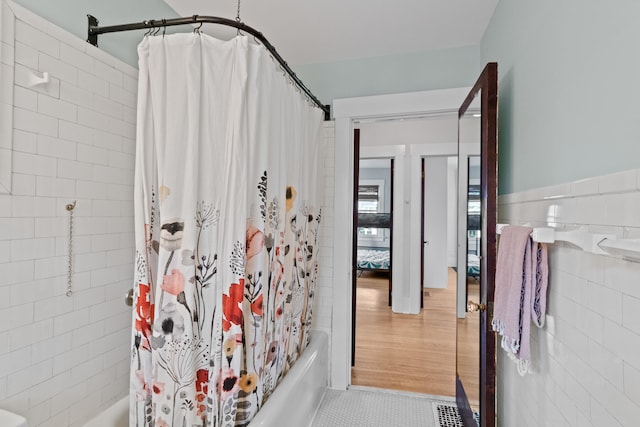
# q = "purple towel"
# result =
<box><xmin>531</xmin><ymin>242</ymin><xmax>549</xmax><ymax>329</ymax></box>
<box><xmin>492</xmin><ymin>225</ymin><xmax>549</xmax><ymax>375</ymax></box>
<box><xmin>492</xmin><ymin>226</ymin><xmax>532</xmax><ymax>356</ymax></box>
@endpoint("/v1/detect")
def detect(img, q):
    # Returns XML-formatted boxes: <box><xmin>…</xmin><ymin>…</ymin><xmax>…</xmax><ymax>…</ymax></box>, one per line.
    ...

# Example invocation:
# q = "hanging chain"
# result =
<box><xmin>66</xmin><ymin>201</ymin><xmax>76</xmax><ymax>297</ymax></box>
<box><xmin>236</xmin><ymin>0</ymin><xmax>242</xmax><ymax>35</ymax></box>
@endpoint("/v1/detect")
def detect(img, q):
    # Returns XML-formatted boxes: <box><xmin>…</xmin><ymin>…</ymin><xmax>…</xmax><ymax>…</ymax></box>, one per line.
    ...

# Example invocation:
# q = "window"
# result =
<box><xmin>358</xmin><ymin>185</ymin><xmax>380</xmax><ymax>213</ymax></box>
<box><xmin>357</xmin><ymin>180</ymin><xmax>385</xmax><ymax>239</ymax></box>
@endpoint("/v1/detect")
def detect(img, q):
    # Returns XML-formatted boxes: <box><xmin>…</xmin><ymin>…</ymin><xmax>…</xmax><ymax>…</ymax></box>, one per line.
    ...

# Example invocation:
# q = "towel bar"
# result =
<box><xmin>496</xmin><ymin>224</ymin><xmax>640</xmax><ymax>261</ymax></box>
<box><xmin>597</xmin><ymin>238</ymin><xmax>640</xmax><ymax>261</ymax></box>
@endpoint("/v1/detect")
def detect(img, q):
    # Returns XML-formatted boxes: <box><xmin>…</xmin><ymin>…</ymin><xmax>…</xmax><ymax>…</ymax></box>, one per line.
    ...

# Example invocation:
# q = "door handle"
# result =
<box><xmin>467</xmin><ymin>300</ymin><xmax>486</xmax><ymax>313</ymax></box>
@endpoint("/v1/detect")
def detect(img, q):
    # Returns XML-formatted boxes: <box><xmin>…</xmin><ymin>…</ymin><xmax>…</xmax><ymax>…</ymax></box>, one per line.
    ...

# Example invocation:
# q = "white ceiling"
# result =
<box><xmin>163</xmin><ymin>0</ymin><xmax>499</xmax><ymax>66</ymax></box>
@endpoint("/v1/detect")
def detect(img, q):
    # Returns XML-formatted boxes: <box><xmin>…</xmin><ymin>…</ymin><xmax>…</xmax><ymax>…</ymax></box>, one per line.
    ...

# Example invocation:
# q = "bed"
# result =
<box><xmin>356</xmin><ymin>212</ymin><xmax>392</xmax><ymax>304</ymax></box>
<box><xmin>467</xmin><ymin>254</ymin><xmax>480</xmax><ymax>278</ymax></box>
<box><xmin>357</xmin><ymin>247</ymin><xmax>391</xmax><ymax>271</ymax></box>
<box><xmin>356</xmin><ymin>212</ymin><xmax>392</xmax><ymax>273</ymax></box>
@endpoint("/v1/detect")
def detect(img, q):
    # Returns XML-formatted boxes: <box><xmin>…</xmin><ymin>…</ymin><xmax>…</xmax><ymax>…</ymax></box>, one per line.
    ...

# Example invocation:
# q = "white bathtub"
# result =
<box><xmin>83</xmin><ymin>331</ymin><xmax>328</xmax><ymax>427</ymax></box>
<box><xmin>83</xmin><ymin>396</ymin><xmax>128</xmax><ymax>427</ymax></box>
<box><xmin>249</xmin><ymin>331</ymin><xmax>328</xmax><ymax>427</ymax></box>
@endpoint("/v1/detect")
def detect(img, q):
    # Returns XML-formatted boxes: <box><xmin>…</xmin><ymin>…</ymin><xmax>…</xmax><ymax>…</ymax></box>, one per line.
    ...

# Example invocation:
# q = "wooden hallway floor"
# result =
<box><xmin>351</xmin><ymin>268</ymin><xmax>478</xmax><ymax>400</ymax></box>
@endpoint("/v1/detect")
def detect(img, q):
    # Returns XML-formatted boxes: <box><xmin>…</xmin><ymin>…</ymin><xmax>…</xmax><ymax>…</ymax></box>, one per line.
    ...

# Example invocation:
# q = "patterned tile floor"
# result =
<box><xmin>311</xmin><ymin>387</ymin><xmax>457</xmax><ymax>427</ymax></box>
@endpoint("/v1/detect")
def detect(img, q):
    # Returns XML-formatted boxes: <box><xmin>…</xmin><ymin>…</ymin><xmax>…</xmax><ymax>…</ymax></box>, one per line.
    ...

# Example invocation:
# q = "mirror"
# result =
<box><xmin>457</xmin><ymin>99</ymin><xmax>481</xmax><ymax>425</ymax></box>
<box><xmin>456</xmin><ymin>63</ymin><xmax>498</xmax><ymax>426</ymax></box>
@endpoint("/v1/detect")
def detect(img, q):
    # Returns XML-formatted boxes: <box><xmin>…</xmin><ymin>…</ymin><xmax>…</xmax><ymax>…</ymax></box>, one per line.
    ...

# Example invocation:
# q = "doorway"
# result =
<box><xmin>351</xmin><ymin>130</ymin><xmax>395</xmax><ymax>366</ymax></box>
<box><xmin>354</xmin><ymin>157</ymin><xmax>394</xmax><ymax>307</ymax></box>
<box><xmin>351</xmin><ymin>155</ymin><xmax>394</xmax><ymax>369</ymax></box>
<box><xmin>349</xmin><ymin>118</ymin><xmax>461</xmax><ymax>396</ymax></box>
<box><xmin>330</xmin><ymin>87</ymin><xmax>470</xmax><ymax>390</ymax></box>
<box><xmin>422</xmin><ymin>156</ymin><xmax>458</xmax><ymax>292</ymax></box>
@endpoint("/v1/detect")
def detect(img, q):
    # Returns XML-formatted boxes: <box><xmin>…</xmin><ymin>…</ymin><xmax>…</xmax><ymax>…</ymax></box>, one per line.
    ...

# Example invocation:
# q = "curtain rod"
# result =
<box><xmin>86</xmin><ymin>14</ymin><xmax>331</xmax><ymax>120</ymax></box>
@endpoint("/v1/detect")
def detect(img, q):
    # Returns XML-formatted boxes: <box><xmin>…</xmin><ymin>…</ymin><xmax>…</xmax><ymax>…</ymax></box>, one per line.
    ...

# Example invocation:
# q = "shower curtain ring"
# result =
<box><xmin>152</xmin><ymin>20</ymin><xmax>162</xmax><ymax>36</ymax></box>
<box><xmin>236</xmin><ymin>0</ymin><xmax>242</xmax><ymax>35</ymax></box>
<box><xmin>143</xmin><ymin>20</ymin><xmax>152</xmax><ymax>37</ymax></box>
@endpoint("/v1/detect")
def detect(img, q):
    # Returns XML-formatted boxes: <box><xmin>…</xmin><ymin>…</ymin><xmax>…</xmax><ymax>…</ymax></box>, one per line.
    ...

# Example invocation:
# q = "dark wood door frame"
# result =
<box><xmin>388</xmin><ymin>158</ymin><xmax>394</xmax><ymax>307</ymax></box>
<box><xmin>351</xmin><ymin>129</ymin><xmax>360</xmax><ymax>367</ymax></box>
<box><xmin>420</xmin><ymin>158</ymin><xmax>425</xmax><ymax>308</ymax></box>
<box><xmin>456</xmin><ymin>62</ymin><xmax>498</xmax><ymax>427</ymax></box>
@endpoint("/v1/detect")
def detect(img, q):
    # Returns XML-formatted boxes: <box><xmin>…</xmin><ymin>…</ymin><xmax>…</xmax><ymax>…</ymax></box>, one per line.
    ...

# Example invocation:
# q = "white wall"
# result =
<box><xmin>497</xmin><ymin>169</ymin><xmax>640</xmax><ymax>427</ymax></box>
<box><xmin>358</xmin><ymin>116</ymin><xmax>457</xmax><ymax>146</ymax></box>
<box><xmin>446</xmin><ymin>157</ymin><xmax>458</xmax><ymax>266</ymax></box>
<box><xmin>0</xmin><ymin>3</ymin><xmax>136</xmax><ymax>425</ymax></box>
<box><xmin>423</xmin><ymin>156</ymin><xmax>449</xmax><ymax>289</ymax></box>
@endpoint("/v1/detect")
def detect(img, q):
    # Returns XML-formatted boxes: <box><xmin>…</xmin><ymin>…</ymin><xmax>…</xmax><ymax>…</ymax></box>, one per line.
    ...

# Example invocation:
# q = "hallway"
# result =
<box><xmin>351</xmin><ymin>268</ymin><xmax>464</xmax><ymax>397</ymax></box>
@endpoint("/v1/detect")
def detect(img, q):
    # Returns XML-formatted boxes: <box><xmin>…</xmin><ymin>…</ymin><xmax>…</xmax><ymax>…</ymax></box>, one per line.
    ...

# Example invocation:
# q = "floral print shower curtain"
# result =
<box><xmin>131</xmin><ymin>33</ymin><xmax>324</xmax><ymax>427</ymax></box>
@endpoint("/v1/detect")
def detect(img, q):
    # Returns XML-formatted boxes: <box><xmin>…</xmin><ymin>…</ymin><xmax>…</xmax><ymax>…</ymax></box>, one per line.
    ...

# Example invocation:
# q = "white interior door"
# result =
<box><xmin>423</xmin><ymin>156</ymin><xmax>448</xmax><ymax>289</ymax></box>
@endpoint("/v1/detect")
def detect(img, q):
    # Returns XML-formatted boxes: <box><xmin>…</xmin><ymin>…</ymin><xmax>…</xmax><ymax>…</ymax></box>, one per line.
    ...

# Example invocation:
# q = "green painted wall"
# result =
<box><xmin>14</xmin><ymin>0</ymin><xmax>179</xmax><ymax>66</ymax></box>
<box><xmin>293</xmin><ymin>45</ymin><xmax>480</xmax><ymax>106</ymax></box>
<box><xmin>481</xmin><ymin>0</ymin><xmax>640</xmax><ymax>194</ymax></box>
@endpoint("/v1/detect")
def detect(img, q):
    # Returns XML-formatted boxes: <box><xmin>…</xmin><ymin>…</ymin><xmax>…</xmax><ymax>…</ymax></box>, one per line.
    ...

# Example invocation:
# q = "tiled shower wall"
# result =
<box><xmin>0</xmin><ymin>3</ymin><xmax>136</xmax><ymax>426</ymax></box>
<box><xmin>314</xmin><ymin>122</ymin><xmax>335</xmax><ymax>338</ymax></box>
<box><xmin>497</xmin><ymin>169</ymin><xmax>640</xmax><ymax>427</ymax></box>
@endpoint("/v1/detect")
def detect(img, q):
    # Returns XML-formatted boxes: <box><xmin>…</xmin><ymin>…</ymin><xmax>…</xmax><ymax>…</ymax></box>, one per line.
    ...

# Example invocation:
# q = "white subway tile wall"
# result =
<box><xmin>314</xmin><ymin>123</ymin><xmax>335</xmax><ymax>338</ymax></box>
<box><xmin>0</xmin><ymin>4</ymin><xmax>137</xmax><ymax>426</ymax></box>
<box><xmin>497</xmin><ymin>168</ymin><xmax>640</xmax><ymax>427</ymax></box>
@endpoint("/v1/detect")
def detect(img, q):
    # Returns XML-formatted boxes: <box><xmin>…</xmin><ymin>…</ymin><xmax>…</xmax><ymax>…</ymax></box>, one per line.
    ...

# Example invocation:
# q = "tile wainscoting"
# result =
<box><xmin>497</xmin><ymin>168</ymin><xmax>640</xmax><ymax>427</ymax></box>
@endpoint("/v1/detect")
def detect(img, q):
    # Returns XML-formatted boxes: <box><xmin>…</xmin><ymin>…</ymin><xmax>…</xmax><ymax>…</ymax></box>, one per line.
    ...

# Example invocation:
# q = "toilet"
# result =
<box><xmin>0</xmin><ymin>409</ymin><xmax>28</xmax><ymax>427</ymax></box>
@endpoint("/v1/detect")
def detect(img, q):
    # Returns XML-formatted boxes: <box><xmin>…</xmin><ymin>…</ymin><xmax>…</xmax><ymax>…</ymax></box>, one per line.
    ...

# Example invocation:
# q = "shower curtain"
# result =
<box><xmin>130</xmin><ymin>33</ymin><xmax>324</xmax><ymax>427</ymax></box>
